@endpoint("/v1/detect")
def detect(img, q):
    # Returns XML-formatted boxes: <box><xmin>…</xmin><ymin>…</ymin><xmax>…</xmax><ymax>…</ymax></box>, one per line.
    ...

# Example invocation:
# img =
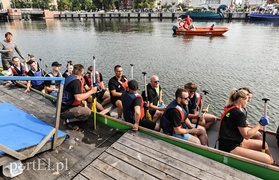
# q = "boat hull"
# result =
<box><xmin>179</xmin><ymin>11</ymin><xmax>223</xmax><ymax>19</ymax></box>
<box><xmin>95</xmin><ymin>113</ymin><xmax>279</xmax><ymax>179</ymax></box>
<box><xmin>248</xmin><ymin>13</ymin><xmax>279</xmax><ymax>21</ymax></box>
<box><xmin>173</xmin><ymin>26</ymin><xmax>229</xmax><ymax>36</ymax></box>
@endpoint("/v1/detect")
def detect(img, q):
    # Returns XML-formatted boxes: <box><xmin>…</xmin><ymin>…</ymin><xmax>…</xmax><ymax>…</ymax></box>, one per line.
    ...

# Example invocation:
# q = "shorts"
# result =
<box><xmin>33</xmin><ymin>84</ymin><xmax>45</xmax><ymax>91</ymax></box>
<box><xmin>139</xmin><ymin>119</ymin><xmax>156</xmax><ymax>130</ymax></box>
<box><xmin>111</xmin><ymin>97</ymin><xmax>121</xmax><ymax>107</ymax></box>
<box><xmin>96</xmin><ymin>89</ymin><xmax>106</xmax><ymax>101</ymax></box>
<box><xmin>218</xmin><ymin>139</ymin><xmax>240</xmax><ymax>152</ymax></box>
<box><xmin>173</xmin><ymin>133</ymin><xmax>190</xmax><ymax>140</ymax></box>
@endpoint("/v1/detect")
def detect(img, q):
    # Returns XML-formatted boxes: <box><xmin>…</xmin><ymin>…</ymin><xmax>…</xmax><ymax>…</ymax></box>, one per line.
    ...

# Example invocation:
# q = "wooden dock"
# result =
<box><xmin>82</xmin><ymin>131</ymin><xmax>261</xmax><ymax>180</ymax></box>
<box><xmin>0</xmin><ymin>84</ymin><xmax>122</xmax><ymax>179</ymax></box>
<box><xmin>0</xmin><ymin>84</ymin><xmax>260</xmax><ymax>179</ymax></box>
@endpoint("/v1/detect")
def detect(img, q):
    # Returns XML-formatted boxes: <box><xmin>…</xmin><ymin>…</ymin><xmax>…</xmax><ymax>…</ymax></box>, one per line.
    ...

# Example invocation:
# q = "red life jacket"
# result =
<box><xmin>118</xmin><ymin>76</ymin><xmax>128</xmax><ymax>90</ymax></box>
<box><xmin>84</xmin><ymin>71</ymin><xmax>101</xmax><ymax>86</ymax></box>
<box><xmin>10</xmin><ymin>64</ymin><xmax>27</xmax><ymax>76</ymax></box>
<box><xmin>195</xmin><ymin>92</ymin><xmax>202</xmax><ymax>112</ymax></box>
<box><xmin>218</xmin><ymin>105</ymin><xmax>238</xmax><ymax>137</ymax></box>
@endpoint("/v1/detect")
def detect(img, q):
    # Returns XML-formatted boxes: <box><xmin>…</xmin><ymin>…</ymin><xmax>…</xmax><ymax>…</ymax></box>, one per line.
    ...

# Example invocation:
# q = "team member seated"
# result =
<box><xmin>142</xmin><ymin>75</ymin><xmax>165</xmax><ymax>122</ymax></box>
<box><xmin>218</xmin><ymin>89</ymin><xmax>274</xmax><ymax>164</ymax></box>
<box><xmin>61</xmin><ymin>64</ymin><xmax>97</xmax><ymax>131</ymax></box>
<box><xmin>121</xmin><ymin>80</ymin><xmax>160</xmax><ymax>131</ymax></box>
<box><xmin>84</xmin><ymin>66</ymin><xmax>110</xmax><ymax>111</ymax></box>
<box><xmin>24</xmin><ymin>60</ymin><xmax>45</xmax><ymax>93</ymax></box>
<box><xmin>6</xmin><ymin>56</ymin><xmax>28</xmax><ymax>85</ymax></box>
<box><xmin>160</xmin><ymin>88</ymin><xmax>208</xmax><ymax>146</ymax></box>
<box><xmin>44</xmin><ymin>61</ymin><xmax>62</xmax><ymax>97</ymax></box>
<box><xmin>108</xmin><ymin>65</ymin><xmax>128</xmax><ymax>119</ymax></box>
<box><xmin>184</xmin><ymin>82</ymin><xmax>217</xmax><ymax>129</ymax></box>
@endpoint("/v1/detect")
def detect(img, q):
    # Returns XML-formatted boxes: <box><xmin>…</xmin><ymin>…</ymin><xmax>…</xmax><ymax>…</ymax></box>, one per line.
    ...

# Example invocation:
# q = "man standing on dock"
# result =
<box><xmin>0</xmin><ymin>32</ymin><xmax>25</xmax><ymax>70</ymax></box>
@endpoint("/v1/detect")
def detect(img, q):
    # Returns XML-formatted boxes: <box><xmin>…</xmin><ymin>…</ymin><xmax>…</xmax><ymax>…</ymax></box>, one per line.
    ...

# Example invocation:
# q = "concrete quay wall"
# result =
<box><xmin>55</xmin><ymin>12</ymin><xmax>249</xmax><ymax>20</ymax></box>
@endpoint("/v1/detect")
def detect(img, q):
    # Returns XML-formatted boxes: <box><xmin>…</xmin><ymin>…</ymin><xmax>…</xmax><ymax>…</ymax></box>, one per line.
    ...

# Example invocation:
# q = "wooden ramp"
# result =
<box><xmin>80</xmin><ymin>130</ymin><xmax>261</xmax><ymax>180</ymax></box>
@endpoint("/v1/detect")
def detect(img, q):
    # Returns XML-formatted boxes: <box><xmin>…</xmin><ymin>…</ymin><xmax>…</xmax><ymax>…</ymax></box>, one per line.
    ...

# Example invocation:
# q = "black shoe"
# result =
<box><xmin>63</xmin><ymin>120</ymin><xmax>79</xmax><ymax>131</ymax></box>
<box><xmin>105</xmin><ymin>112</ymin><xmax>111</xmax><ymax>116</ymax></box>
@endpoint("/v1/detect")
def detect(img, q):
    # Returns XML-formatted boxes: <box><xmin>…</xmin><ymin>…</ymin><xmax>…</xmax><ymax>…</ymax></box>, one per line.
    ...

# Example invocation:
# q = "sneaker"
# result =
<box><xmin>63</xmin><ymin>120</ymin><xmax>79</xmax><ymax>131</ymax></box>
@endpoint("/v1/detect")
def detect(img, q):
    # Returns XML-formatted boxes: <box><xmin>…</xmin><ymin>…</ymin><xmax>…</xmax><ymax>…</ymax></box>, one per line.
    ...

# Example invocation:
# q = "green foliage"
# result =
<box><xmin>12</xmin><ymin>0</ymin><xmax>51</xmax><ymax>9</ymax></box>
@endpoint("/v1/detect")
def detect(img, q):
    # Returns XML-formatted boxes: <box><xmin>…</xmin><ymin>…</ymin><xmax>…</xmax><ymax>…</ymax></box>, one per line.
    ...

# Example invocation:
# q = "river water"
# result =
<box><xmin>0</xmin><ymin>18</ymin><xmax>279</xmax><ymax>131</ymax></box>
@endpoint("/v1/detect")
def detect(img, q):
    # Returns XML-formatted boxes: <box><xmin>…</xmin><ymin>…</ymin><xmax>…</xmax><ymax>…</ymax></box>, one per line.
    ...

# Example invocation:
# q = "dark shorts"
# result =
<box><xmin>149</xmin><ymin>109</ymin><xmax>156</xmax><ymax>117</ymax></box>
<box><xmin>218</xmin><ymin>139</ymin><xmax>240</xmax><ymax>152</ymax></box>
<box><xmin>96</xmin><ymin>89</ymin><xmax>106</xmax><ymax>101</ymax></box>
<box><xmin>139</xmin><ymin>119</ymin><xmax>156</xmax><ymax>130</ymax></box>
<box><xmin>33</xmin><ymin>84</ymin><xmax>45</xmax><ymax>91</ymax></box>
<box><xmin>111</xmin><ymin>97</ymin><xmax>121</xmax><ymax>107</ymax></box>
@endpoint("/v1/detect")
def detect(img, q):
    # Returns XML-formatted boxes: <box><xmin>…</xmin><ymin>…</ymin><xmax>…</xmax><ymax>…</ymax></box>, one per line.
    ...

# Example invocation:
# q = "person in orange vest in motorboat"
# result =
<box><xmin>183</xmin><ymin>15</ymin><xmax>195</xmax><ymax>30</ymax></box>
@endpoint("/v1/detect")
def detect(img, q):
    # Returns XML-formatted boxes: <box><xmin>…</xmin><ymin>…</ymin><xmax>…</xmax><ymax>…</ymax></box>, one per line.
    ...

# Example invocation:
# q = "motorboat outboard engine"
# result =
<box><xmin>172</xmin><ymin>25</ymin><xmax>178</xmax><ymax>35</ymax></box>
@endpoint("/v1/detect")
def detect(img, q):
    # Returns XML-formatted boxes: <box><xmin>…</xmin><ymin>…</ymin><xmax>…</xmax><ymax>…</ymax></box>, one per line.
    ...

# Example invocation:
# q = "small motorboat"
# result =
<box><xmin>172</xmin><ymin>24</ymin><xmax>229</xmax><ymax>36</ymax></box>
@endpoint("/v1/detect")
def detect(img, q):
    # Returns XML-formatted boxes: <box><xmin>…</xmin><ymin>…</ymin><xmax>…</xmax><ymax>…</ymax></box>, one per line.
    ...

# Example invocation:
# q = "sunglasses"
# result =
<box><xmin>153</xmin><ymin>80</ymin><xmax>160</xmax><ymax>83</ymax></box>
<box><xmin>180</xmin><ymin>97</ymin><xmax>189</xmax><ymax>101</ymax></box>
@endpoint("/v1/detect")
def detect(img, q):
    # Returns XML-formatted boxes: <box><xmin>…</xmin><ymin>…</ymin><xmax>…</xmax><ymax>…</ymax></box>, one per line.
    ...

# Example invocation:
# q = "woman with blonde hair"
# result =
<box><xmin>219</xmin><ymin>89</ymin><xmax>274</xmax><ymax>164</ymax></box>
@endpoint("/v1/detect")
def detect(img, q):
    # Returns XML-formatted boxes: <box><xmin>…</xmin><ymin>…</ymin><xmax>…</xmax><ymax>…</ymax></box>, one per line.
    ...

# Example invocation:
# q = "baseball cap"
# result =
<box><xmin>128</xmin><ymin>80</ymin><xmax>139</xmax><ymax>90</ymax></box>
<box><xmin>51</xmin><ymin>61</ymin><xmax>62</xmax><ymax>67</ymax></box>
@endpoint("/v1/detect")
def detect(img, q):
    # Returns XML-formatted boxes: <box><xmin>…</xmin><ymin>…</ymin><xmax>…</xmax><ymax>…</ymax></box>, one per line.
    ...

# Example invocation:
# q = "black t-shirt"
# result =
<box><xmin>166</xmin><ymin>108</ymin><xmax>182</xmax><ymax>128</ymax></box>
<box><xmin>108</xmin><ymin>75</ymin><xmax>127</xmax><ymax>103</ymax></box>
<box><xmin>132</xmin><ymin>97</ymin><xmax>142</xmax><ymax>109</ymax></box>
<box><xmin>188</xmin><ymin>93</ymin><xmax>197</xmax><ymax>114</ymax></box>
<box><xmin>220</xmin><ymin>108</ymin><xmax>246</xmax><ymax>144</ymax></box>
<box><xmin>65</xmin><ymin>79</ymin><xmax>82</xmax><ymax>95</ymax></box>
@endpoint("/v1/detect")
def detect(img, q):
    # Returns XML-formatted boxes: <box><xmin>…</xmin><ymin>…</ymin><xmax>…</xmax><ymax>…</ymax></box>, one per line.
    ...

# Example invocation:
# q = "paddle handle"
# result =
<box><xmin>130</xmin><ymin>64</ymin><xmax>134</xmax><ymax>80</ymax></box>
<box><xmin>195</xmin><ymin>90</ymin><xmax>208</xmax><ymax>128</ymax></box>
<box><xmin>261</xmin><ymin>98</ymin><xmax>269</xmax><ymax>152</ymax></box>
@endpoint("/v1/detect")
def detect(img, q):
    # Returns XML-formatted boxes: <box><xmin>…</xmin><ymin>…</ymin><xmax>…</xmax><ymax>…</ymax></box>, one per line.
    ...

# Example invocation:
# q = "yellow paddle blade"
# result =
<box><xmin>146</xmin><ymin>110</ymin><xmax>152</xmax><ymax>121</ymax></box>
<box><xmin>92</xmin><ymin>98</ymin><xmax>97</xmax><ymax>129</ymax></box>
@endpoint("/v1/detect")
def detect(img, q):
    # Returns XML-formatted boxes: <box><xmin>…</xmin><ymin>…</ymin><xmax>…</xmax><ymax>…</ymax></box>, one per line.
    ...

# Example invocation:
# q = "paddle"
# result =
<box><xmin>195</xmin><ymin>90</ymin><xmax>209</xmax><ymax>128</ymax></box>
<box><xmin>38</xmin><ymin>58</ymin><xmax>45</xmax><ymax>76</ymax></box>
<box><xmin>142</xmin><ymin>72</ymin><xmax>152</xmax><ymax>121</ymax></box>
<box><xmin>130</xmin><ymin>64</ymin><xmax>134</xmax><ymax>80</ymax></box>
<box><xmin>261</xmin><ymin>98</ymin><xmax>269</xmax><ymax>153</ymax></box>
<box><xmin>91</xmin><ymin>56</ymin><xmax>97</xmax><ymax>130</ymax></box>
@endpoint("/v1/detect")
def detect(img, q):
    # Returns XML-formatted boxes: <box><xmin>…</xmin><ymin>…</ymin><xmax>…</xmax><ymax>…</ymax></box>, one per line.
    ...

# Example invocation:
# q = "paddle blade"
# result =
<box><xmin>146</xmin><ymin>110</ymin><xmax>152</xmax><ymax>121</ymax></box>
<box><xmin>92</xmin><ymin>98</ymin><xmax>97</xmax><ymax>129</ymax></box>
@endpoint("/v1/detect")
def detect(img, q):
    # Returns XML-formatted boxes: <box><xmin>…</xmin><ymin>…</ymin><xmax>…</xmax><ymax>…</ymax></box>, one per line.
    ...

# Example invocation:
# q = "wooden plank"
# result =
<box><xmin>110</xmin><ymin>142</ymin><xmax>196</xmax><ymax>180</ymax></box>
<box><xmin>72</xmin><ymin>174</ymin><xmax>89</xmax><ymax>180</ymax></box>
<box><xmin>122</xmin><ymin>131</ymin><xmax>261</xmax><ymax>180</ymax></box>
<box><xmin>116</xmin><ymin>137</ymin><xmax>221</xmax><ymax>180</ymax></box>
<box><xmin>106</xmin><ymin>144</ymin><xmax>178</xmax><ymax>180</ymax></box>
<box><xmin>98</xmin><ymin>152</ymin><xmax>159</xmax><ymax>180</ymax></box>
<box><xmin>91</xmin><ymin>159</ymin><xmax>135</xmax><ymax>180</ymax></box>
<box><xmin>80</xmin><ymin>164</ymin><xmax>113</xmax><ymax>180</ymax></box>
